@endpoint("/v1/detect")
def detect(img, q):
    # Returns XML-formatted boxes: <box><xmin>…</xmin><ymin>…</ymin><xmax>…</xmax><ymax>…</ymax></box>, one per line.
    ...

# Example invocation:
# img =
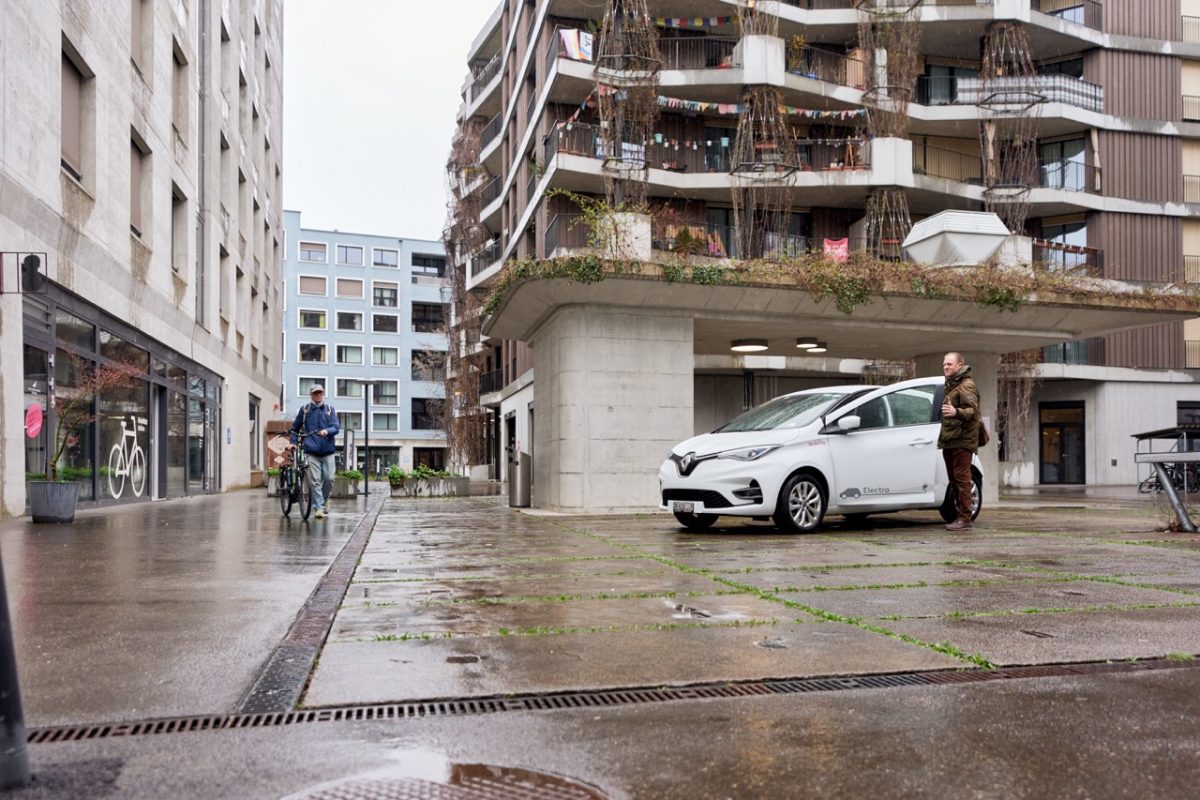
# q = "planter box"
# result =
<box><xmin>389</xmin><ymin>477</ymin><xmax>470</xmax><ymax>498</ymax></box>
<box><xmin>266</xmin><ymin>475</ymin><xmax>281</xmax><ymax>496</ymax></box>
<box><xmin>28</xmin><ymin>481</ymin><xmax>80</xmax><ymax>523</ymax></box>
<box><xmin>329</xmin><ymin>477</ymin><xmax>360</xmax><ymax>499</ymax></box>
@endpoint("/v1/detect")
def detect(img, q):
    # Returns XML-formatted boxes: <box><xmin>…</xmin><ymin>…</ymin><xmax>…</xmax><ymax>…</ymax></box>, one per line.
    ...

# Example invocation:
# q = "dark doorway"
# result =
<box><xmin>1039</xmin><ymin>402</ymin><xmax>1085</xmax><ymax>484</ymax></box>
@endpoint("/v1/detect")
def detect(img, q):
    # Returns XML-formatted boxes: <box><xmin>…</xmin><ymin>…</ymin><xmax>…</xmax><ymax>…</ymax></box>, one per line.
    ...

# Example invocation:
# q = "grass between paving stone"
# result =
<box><xmin>1107</xmin><ymin>539</ymin><xmax>1200</xmax><ymax>552</ymax></box>
<box><xmin>967</xmin><ymin>559</ymin><xmax>1200</xmax><ymax>597</ymax></box>
<box><xmin>545</xmin><ymin>519</ymin><xmax>997</xmax><ymax>669</ymax></box>
<box><xmin>354</xmin><ymin>618</ymin><xmax>780</xmax><ymax>643</ymax></box>
<box><xmin>412</xmin><ymin>588</ymin><xmax>749</xmax><ymax>607</ymax></box>
<box><xmin>877</xmin><ymin>600</ymin><xmax>1200</xmax><ymax>622</ymax></box>
<box><xmin>714</xmin><ymin>559</ymin><xmax>975</xmax><ymax>575</ymax></box>
<box><xmin>350</xmin><ymin>569</ymin><xmax>671</xmax><ymax>584</ymax></box>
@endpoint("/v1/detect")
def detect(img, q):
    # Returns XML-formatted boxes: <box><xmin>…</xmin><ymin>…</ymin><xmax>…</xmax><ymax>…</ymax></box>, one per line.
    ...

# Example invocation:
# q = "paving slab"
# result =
<box><xmin>353</xmin><ymin>557</ymin><xmax>669</xmax><ymax>583</ymax></box>
<box><xmin>886</xmin><ymin>607</ymin><xmax>1200</xmax><ymax>666</ymax></box>
<box><xmin>303</xmin><ymin>621</ymin><xmax>961</xmax><ymax>707</ymax></box>
<box><xmin>328</xmin><ymin>593</ymin><xmax>788</xmax><ymax>641</ymax></box>
<box><xmin>739</xmin><ymin>561</ymin><xmax>1035</xmax><ymax>593</ymax></box>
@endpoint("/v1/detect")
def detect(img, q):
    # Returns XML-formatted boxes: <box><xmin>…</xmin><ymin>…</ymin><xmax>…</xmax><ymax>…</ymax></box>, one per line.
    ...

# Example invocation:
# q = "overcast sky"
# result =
<box><xmin>282</xmin><ymin>0</ymin><xmax>499</xmax><ymax>241</ymax></box>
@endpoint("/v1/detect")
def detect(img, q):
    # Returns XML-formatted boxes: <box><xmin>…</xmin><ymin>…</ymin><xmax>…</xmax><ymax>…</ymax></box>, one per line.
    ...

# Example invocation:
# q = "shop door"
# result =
<box><xmin>1039</xmin><ymin>402</ymin><xmax>1085</xmax><ymax>484</ymax></box>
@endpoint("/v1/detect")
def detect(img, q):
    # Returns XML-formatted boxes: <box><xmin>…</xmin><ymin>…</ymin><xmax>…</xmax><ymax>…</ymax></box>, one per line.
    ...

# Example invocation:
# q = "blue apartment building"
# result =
<box><xmin>280</xmin><ymin>210</ymin><xmax>449</xmax><ymax>473</ymax></box>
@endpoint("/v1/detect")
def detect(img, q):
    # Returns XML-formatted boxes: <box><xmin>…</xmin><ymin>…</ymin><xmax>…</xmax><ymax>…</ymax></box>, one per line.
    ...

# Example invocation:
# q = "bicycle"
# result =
<box><xmin>1137</xmin><ymin>462</ymin><xmax>1200</xmax><ymax>495</ymax></box>
<box><xmin>279</xmin><ymin>443</ymin><xmax>313</xmax><ymax>521</ymax></box>
<box><xmin>107</xmin><ymin>417</ymin><xmax>146</xmax><ymax>499</ymax></box>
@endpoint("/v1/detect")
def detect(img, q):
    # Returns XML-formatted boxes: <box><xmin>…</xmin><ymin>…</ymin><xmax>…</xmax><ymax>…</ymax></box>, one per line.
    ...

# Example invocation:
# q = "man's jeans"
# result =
<box><xmin>942</xmin><ymin>448</ymin><xmax>974</xmax><ymax>522</ymax></box>
<box><xmin>306</xmin><ymin>452</ymin><xmax>336</xmax><ymax>510</ymax></box>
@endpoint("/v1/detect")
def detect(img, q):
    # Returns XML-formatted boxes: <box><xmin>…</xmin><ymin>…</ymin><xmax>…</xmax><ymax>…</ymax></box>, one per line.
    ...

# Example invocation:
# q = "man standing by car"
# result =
<box><xmin>939</xmin><ymin>352</ymin><xmax>980</xmax><ymax>531</ymax></box>
<box><xmin>291</xmin><ymin>385</ymin><xmax>339</xmax><ymax>520</ymax></box>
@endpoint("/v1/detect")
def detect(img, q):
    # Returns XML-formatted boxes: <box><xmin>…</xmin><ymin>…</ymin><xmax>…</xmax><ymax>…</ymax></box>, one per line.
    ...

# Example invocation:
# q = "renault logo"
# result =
<box><xmin>679</xmin><ymin>452</ymin><xmax>694</xmax><ymax>475</ymax></box>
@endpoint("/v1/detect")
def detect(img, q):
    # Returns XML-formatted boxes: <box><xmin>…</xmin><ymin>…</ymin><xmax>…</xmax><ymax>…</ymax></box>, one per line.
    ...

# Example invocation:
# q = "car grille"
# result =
<box><xmin>662</xmin><ymin>489</ymin><xmax>732</xmax><ymax>509</ymax></box>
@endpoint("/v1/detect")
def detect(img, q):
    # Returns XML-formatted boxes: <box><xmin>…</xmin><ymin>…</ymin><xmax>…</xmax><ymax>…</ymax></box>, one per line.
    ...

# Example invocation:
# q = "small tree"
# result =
<box><xmin>44</xmin><ymin>356</ymin><xmax>142</xmax><ymax>482</ymax></box>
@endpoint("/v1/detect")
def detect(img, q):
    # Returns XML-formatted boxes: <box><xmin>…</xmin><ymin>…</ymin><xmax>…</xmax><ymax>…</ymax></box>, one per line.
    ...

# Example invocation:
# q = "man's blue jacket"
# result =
<box><xmin>291</xmin><ymin>402</ymin><xmax>340</xmax><ymax>456</ymax></box>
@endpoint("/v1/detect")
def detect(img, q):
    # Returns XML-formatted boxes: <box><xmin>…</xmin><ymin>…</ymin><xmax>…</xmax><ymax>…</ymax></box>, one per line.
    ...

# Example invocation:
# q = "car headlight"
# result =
<box><xmin>717</xmin><ymin>445</ymin><xmax>780</xmax><ymax>461</ymax></box>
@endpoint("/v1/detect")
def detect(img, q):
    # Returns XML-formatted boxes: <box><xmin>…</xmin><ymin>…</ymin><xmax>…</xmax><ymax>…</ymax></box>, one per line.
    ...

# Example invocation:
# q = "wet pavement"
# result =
<box><xmin>2</xmin><ymin>487</ymin><xmax>1200</xmax><ymax>797</ymax></box>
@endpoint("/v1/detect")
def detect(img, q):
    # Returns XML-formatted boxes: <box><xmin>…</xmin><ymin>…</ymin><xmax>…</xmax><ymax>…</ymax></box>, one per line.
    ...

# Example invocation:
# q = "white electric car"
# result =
<box><xmin>659</xmin><ymin>376</ymin><xmax>983</xmax><ymax>532</ymax></box>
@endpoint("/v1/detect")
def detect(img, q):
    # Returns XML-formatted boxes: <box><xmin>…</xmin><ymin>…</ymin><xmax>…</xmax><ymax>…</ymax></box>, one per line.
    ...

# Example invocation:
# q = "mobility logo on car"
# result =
<box><xmin>840</xmin><ymin>486</ymin><xmax>891</xmax><ymax>499</ymax></box>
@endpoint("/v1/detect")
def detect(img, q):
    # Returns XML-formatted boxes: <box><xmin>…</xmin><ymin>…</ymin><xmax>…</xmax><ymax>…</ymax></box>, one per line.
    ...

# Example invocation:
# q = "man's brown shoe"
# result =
<box><xmin>945</xmin><ymin>519</ymin><xmax>973</xmax><ymax>532</ymax></box>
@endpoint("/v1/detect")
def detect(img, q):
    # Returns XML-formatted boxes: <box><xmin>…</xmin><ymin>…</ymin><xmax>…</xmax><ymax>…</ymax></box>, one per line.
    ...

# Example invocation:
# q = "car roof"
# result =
<box><xmin>769</xmin><ymin>375</ymin><xmax>942</xmax><ymax>402</ymax></box>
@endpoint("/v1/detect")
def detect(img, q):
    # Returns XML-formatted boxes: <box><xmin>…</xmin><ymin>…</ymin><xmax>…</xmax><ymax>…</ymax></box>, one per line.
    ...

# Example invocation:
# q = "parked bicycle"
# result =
<box><xmin>1137</xmin><ymin>461</ymin><xmax>1200</xmax><ymax>494</ymax></box>
<box><xmin>279</xmin><ymin>443</ymin><xmax>313</xmax><ymax>520</ymax></box>
<box><xmin>107</xmin><ymin>417</ymin><xmax>146</xmax><ymax>499</ymax></box>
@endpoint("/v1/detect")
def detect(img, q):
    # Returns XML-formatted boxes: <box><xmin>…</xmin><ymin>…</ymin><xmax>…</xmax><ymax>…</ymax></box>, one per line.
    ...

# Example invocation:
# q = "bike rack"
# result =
<box><xmin>1134</xmin><ymin>451</ymin><xmax>1200</xmax><ymax>533</ymax></box>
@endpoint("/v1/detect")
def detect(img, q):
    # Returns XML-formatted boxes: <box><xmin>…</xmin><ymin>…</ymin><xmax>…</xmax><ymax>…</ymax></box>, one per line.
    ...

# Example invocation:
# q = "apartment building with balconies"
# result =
<box><xmin>1</xmin><ymin>0</ymin><xmax>284</xmax><ymax>515</ymax></box>
<box><xmin>447</xmin><ymin>0</ymin><xmax>1200</xmax><ymax>504</ymax></box>
<box><xmin>281</xmin><ymin>211</ymin><xmax>450</xmax><ymax>475</ymax></box>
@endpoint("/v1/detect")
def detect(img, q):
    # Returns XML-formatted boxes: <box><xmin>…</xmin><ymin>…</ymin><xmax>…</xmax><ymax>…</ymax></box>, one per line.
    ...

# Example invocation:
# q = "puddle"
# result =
<box><xmin>283</xmin><ymin>751</ymin><xmax>608</xmax><ymax>799</ymax></box>
<box><xmin>446</xmin><ymin>654</ymin><xmax>480</xmax><ymax>664</ymax></box>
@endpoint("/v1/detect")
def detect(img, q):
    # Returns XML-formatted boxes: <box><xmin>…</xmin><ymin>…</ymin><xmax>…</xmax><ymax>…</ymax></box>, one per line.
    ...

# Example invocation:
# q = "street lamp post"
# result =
<box><xmin>359</xmin><ymin>380</ymin><xmax>375</xmax><ymax>496</ymax></box>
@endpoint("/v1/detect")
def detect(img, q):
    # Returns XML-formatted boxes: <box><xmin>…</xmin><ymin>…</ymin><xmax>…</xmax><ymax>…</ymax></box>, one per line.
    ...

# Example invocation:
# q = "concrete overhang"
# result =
<box><xmin>482</xmin><ymin>266</ymin><xmax>1199</xmax><ymax>361</ymax></box>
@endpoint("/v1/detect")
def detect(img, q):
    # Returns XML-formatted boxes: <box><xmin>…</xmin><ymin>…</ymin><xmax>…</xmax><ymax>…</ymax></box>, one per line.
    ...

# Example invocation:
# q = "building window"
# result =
<box><xmin>61</xmin><ymin>49</ymin><xmax>89</xmax><ymax>181</ymax></box>
<box><xmin>373</xmin><ymin>346</ymin><xmax>399</xmax><ymax>365</ymax></box>
<box><xmin>341</xmin><ymin>411</ymin><xmax>363</xmax><ymax>431</ymax></box>
<box><xmin>373</xmin><ymin>413</ymin><xmax>398</xmax><ymax>431</ymax></box>
<box><xmin>336</xmin><ymin>345</ymin><xmax>363</xmax><ymax>364</ymax></box>
<box><xmin>412</xmin><ymin>398</ymin><xmax>444</xmax><ymax>430</ymax></box>
<box><xmin>336</xmin><ymin>311</ymin><xmax>362</xmax><ymax>331</ymax></box>
<box><xmin>299</xmin><ymin>241</ymin><xmax>327</xmax><ymax>262</ymax></box>
<box><xmin>373</xmin><ymin>248</ymin><xmax>399</xmax><ymax>268</ymax></box>
<box><xmin>373</xmin><ymin>314</ymin><xmax>398</xmax><ymax>333</ymax></box>
<box><xmin>298</xmin><ymin>309</ymin><xmax>326</xmax><ymax>329</ymax></box>
<box><xmin>171</xmin><ymin>185</ymin><xmax>187</xmax><ymax>273</ymax></box>
<box><xmin>336</xmin><ymin>278</ymin><xmax>363</xmax><ymax>298</ymax></box>
<box><xmin>336</xmin><ymin>245</ymin><xmax>364</xmax><ymax>266</ymax></box>
<box><xmin>411</xmin><ymin>350</ymin><xmax>446</xmax><ymax>382</ymax></box>
<box><xmin>373</xmin><ymin>283</ymin><xmax>399</xmax><ymax>308</ymax></box>
<box><xmin>298</xmin><ymin>343</ymin><xmax>326</xmax><ymax>363</ymax></box>
<box><xmin>336</xmin><ymin>378</ymin><xmax>364</xmax><ymax>398</ymax></box>
<box><xmin>298</xmin><ymin>275</ymin><xmax>327</xmax><ymax>295</ymax></box>
<box><xmin>131</xmin><ymin>0</ymin><xmax>149</xmax><ymax>74</ymax></box>
<box><xmin>1040</xmin><ymin>138</ymin><xmax>1086</xmax><ymax>191</ymax></box>
<box><xmin>130</xmin><ymin>136</ymin><xmax>148</xmax><ymax>237</ymax></box>
<box><xmin>412</xmin><ymin>302</ymin><xmax>446</xmax><ymax>333</ymax></box>
<box><xmin>171</xmin><ymin>40</ymin><xmax>188</xmax><ymax>136</ymax></box>
<box><xmin>412</xmin><ymin>254</ymin><xmax>447</xmax><ymax>277</ymax></box>
<box><xmin>413</xmin><ymin>447</ymin><xmax>446</xmax><ymax>470</ymax></box>
<box><xmin>298</xmin><ymin>376</ymin><xmax>323</xmax><ymax>395</ymax></box>
<box><xmin>373</xmin><ymin>381</ymin><xmax>399</xmax><ymax>406</ymax></box>
<box><xmin>1040</xmin><ymin>218</ymin><xmax>1088</xmax><ymax>270</ymax></box>
<box><xmin>1179</xmin><ymin>402</ymin><xmax>1200</xmax><ymax>427</ymax></box>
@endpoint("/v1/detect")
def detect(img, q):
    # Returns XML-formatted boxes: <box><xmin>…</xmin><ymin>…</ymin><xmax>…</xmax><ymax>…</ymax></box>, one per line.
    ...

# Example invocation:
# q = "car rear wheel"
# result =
<box><xmin>939</xmin><ymin>469</ymin><xmax>982</xmax><ymax>522</ymax></box>
<box><xmin>674</xmin><ymin>511</ymin><xmax>718</xmax><ymax>531</ymax></box>
<box><xmin>774</xmin><ymin>473</ymin><xmax>826</xmax><ymax>533</ymax></box>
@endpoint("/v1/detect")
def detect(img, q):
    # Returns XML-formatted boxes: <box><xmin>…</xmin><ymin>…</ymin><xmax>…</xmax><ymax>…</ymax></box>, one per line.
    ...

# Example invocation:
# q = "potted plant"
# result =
<box><xmin>331</xmin><ymin>469</ymin><xmax>363</xmax><ymax>499</ymax></box>
<box><xmin>266</xmin><ymin>467</ymin><xmax>281</xmax><ymax>496</ymax></box>
<box><xmin>28</xmin><ymin>355</ymin><xmax>141</xmax><ymax>523</ymax></box>
<box><xmin>388</xmin><ymin>464</ymin><xmax>470</xmax><ymax>498</ymax></box>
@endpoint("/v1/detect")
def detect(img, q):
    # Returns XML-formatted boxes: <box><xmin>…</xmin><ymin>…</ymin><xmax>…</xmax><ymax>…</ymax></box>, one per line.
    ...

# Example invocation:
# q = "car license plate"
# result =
<box><xmin>672</xmin><ymin>501</ymin><xmax>694</xmax><ymax>513</ymax></box>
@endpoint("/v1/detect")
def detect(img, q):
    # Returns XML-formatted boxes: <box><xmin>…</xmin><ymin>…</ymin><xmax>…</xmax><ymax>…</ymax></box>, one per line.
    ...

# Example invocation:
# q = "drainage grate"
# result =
<box><xmin>29</xmin><ymin>656</ymin><xmax>1197</xmax><ymax>744</ymax></box>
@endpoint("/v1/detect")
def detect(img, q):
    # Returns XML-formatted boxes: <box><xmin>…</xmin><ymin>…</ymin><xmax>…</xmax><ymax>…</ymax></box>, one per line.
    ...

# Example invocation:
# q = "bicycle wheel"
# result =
<box><xmin>129</xmin><ymin>446</ymin><xmax>147</xmax><ymax>498</ymax></box>
<box><xmin>1138</xmin><ymin>474</ymin><xmax>1160</xmax><ymax>494</ymax></box>
<box><xmin>107</xmin><ymin>446</ymin><xmax>126</xmax><ymax>499</ymax></box>
<box><xmin>279</xmin><ymin>465</ymin><xmax>294</xmax><ymax>517</ymax></box>
<box><xmin>298</xmin><ymin>463</ymin><xmax>314</xmax><ymax>521</ymax></box>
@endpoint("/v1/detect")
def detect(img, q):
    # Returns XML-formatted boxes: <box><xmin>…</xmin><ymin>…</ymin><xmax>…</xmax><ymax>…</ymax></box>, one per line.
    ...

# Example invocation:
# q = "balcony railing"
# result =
<box><xmin>1185</xmin><ymin>255</ymin><xmax>1200</xmax><ymax>284</ymax></box>
<box><xmin>471</xmin><ymin>239</ymin><xmax>501</xmax><ymax>277</ymax></box>
<box><xmin>1186</xmin><ymin>16</ymin><xmax>1200</xmax><ymax>45</ymax></box>
<box><xmin>914</xmin><ymin>145</ymin><xmax>982</xmax><ymax>183</ymax></box>
<box><xmin>480</xmin><ymin>114</ymin><xmax>502</xmax><ymax>148</ymax></box>
<box><xmin>469</xmin><ymin>53</ymin><xmax>501</xmax><ymax>101</ymax></box>
<box><xmin>658</xmin><ymin>37</ymin><xmax>738</xmax><ymax>70</ymax></box>
<box><xmin>480</xmin><ymin>368</ymin><xmax>503</xmax><ymax>395</ymax></box>
<box><xmin>787</xmin><ymin>46</ymin><xmax>867</xmax><ymax>90</ymax></box>
<box><xmin>545</xmin><ymin>213</ymin><xmax>589</xmax><ymax>255</ymax></box>
<box><xmin>1031</xmin><ymin>0</ymin><xmax>1102</xmax><ymax>31</ymax></box>
<box><xmin>1187</xmin><ymin>340</ymin><xmax>1200</xmax><ymax>369</ymax></box>
<box><xmin>1033</xmin><ymin>239</ymin><xmax>1103</xmax><ymax>275</ymax></box>
<box><xmin>1186</xmin><ymin>96</ymin><xmax>1200</xmax><ymax>123</ymax></box>
<box><xmin>953</xmin><ymin>75</ymin><xmax>1103</xmax><ymax>113</ymax></box>
<box><xmin>1038</xmin><ymin>159</ymin><xmax>1100</xmax><ymax>193</ymax></box>
<box><xmin>1042</xmin><ymin>340</ymin><xmax>1101</xmax><ymax>366</ymax></box>
<box><xmin>480</xmin><ymin>176</ymin><xmax>501</xmax><ymax>207</ymax></box>
<box><xmin>1186</xmin><ymin>175</ymin><xmax>1200</xmax><ymax>204</ymax></box>
<box><xmin>781</xmin><ymin>0</ymin><xmax>994</xmax><ymax>6</ymax></box>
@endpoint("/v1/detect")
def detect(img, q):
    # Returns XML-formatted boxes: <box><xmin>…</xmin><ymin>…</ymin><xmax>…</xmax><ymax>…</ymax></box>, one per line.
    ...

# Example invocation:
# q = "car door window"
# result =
<box><xmin>854</xmin><ymin>397</ymin><xmax>890</xmax><ymax>430</ymax></box>
<box><xmin>885</xmin><ymin>385</ymin><xmax>937</xmax><ymax>426</ymax></box>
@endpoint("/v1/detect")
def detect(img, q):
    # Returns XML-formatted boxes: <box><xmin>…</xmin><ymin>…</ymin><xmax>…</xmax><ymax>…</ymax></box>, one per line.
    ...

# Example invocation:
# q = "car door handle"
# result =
<box><xmin>909</xmin><ymin>438</ymin><xmax>933</xmax><ymax>447</ymax></box>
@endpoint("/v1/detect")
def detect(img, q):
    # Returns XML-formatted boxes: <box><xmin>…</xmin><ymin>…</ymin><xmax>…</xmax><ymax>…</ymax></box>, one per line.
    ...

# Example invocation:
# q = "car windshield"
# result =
<box><xmin>716</xmin><ymin>392</ymin><xmax>849</xmax><ymax>432</ymax></box>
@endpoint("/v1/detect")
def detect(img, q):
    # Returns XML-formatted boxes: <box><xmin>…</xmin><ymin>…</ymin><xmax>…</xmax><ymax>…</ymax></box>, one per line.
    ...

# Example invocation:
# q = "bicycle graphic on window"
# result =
<box><xmin>107</xmin><ymin>417</ymin><xmax>147</xmax><ymax>499</ymax></box>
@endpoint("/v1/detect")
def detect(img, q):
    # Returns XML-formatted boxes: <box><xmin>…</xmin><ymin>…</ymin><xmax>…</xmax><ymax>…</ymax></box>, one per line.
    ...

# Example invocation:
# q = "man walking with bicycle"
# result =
<box><xmin>291</xmin><ymin>385</ymin><xmax>340</xmax><ymax>519</ymax></box>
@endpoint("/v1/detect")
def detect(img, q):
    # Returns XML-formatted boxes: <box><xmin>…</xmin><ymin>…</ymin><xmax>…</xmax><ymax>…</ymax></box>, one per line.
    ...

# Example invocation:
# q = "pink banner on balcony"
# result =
<box><xmin>823</xmin><ymin>238</ymin><xmax>849</xmax><ymax>263</ymax></box>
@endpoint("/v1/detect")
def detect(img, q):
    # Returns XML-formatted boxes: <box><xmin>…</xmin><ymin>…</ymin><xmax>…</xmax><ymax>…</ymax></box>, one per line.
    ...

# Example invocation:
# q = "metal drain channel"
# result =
<box><xmin>28</xmin><ymin>657</ymin><xmax>1197</xmax><ymax>744</ymax></box>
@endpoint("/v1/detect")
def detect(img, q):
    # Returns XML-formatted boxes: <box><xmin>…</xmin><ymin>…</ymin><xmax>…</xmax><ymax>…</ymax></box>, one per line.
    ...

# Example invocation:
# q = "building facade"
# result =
<box><xmin>280</xmin><ymin>211</ymin><xmax>449</xmax><ymax>475</ymax></box>
<box><xmin>448</xmin><ymin>0</ymin><xmax>1200</xmax><ymax>502</ymax></box>
<box><xmin>2</xmin><ymin>0</ymin><xmax>284</xmax><ymax>515</ymax></box>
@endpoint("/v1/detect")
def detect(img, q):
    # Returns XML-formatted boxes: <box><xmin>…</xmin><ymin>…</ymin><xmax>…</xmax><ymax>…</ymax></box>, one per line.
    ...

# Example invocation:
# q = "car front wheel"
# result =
<box><xmin>939</xmin><ymin>469</ymin><xmax>982</xmax><ymax>522</ymax></box>
<box><xmin>774</xmin><ymin>473</ymin><xmax>826</xmax><ymax>533</ymax></box>
<box><xmin>673</xmin><ymin>511</ymin><xmax>718</xmax><ymax>531</ymax></box>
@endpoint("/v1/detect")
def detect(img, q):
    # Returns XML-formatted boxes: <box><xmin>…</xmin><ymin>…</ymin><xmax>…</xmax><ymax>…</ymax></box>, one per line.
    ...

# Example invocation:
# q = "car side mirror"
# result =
<box><xmin>837</xmin><ymin>415</ymin><xmax>861</xmax><ymax>432</ymax></box>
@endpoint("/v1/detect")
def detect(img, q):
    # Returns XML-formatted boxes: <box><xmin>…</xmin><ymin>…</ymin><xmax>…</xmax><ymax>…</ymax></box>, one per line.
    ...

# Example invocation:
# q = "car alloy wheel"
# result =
<box><xmin>774</xmin><ymin>473</ymin><xmax>825</xmax><ymax>533</ymax></box>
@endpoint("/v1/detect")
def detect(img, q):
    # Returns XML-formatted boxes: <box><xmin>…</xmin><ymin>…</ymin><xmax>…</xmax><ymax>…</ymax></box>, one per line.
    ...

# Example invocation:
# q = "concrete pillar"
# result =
<box><xmin>0</xmin><ymin>287</ymin><xmax>24</xmax><ymax>518</ymax></box>
<box><xmin>530</xmin><ymin>306</ymin><xmax>694</xmax><ymax>512</ymax></box>
<box><xmin>916</xmin><ymin>351</ymin><xmax>1000</xmax><ymax>506</ymax></box>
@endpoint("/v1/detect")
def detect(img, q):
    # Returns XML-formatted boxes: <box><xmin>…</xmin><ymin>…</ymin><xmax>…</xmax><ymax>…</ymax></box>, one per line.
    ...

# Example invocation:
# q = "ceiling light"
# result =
<box><xmin>796</xmin><ymin>337</ymin><xmax>819</xmax><ymax>349</ymax></box>
<box><xmin>731</xmin><ymin>338</ymin><xmax>769</xmax><ymax>353</ymax></box>
<box><xmin>808</xmin><ymin>341</ymin><xmax>828</xmax><ymax>354</ymax></box>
